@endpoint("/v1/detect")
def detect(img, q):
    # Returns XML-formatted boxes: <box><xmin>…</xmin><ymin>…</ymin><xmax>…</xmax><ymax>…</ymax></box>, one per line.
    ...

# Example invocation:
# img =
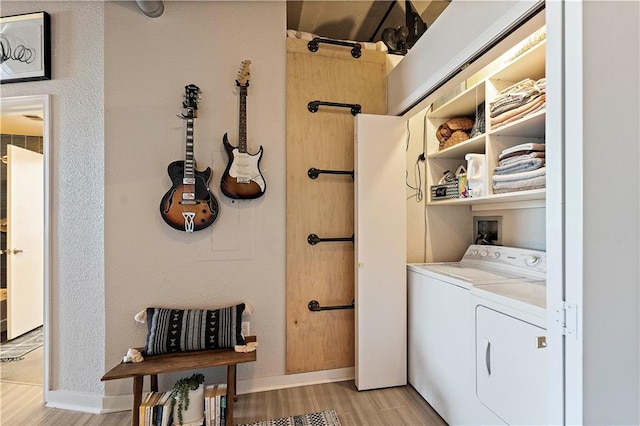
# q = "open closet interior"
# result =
<box><xmin>406</xmin><ymin>10</ymin><xmax>548</xmax><ymax>262</ymax></box>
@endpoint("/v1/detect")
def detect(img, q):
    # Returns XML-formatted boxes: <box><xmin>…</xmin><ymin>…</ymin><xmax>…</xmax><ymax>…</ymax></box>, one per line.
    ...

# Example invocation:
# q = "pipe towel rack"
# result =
<box><xmin>308</xmin><ymin>299</ymin><xmax>355</xmax><ymax>312</ymax></box>
<box><xmin>307</xmin><ymin>233</ymin><xmax>354</xmax><ymax>245</ymax></box>
<box><xmin>308</xmin><ymin>167</ymin><xmax>354</xmax><ymax>179</ymax></box>
<box><xmin>307</xmin><ymin>37</ymin><xmax>362</xmax><ymax>59</ymax></box>
<box><xmin>307</xmin><ymin>100</ymin><xmax>361</xmax><ymax>116</ymax></box>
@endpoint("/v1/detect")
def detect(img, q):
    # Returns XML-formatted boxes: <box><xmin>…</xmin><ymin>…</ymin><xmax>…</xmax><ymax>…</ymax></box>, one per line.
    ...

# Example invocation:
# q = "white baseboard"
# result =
<box><xmin>46</xmin><ymin>389</ymin><xmax>106</xmax><ymax>414</ymax></box>
<box><xmin>70</xmin><ymin>368</ymin><xmax>356</xmax><ymax>414</ymax></box>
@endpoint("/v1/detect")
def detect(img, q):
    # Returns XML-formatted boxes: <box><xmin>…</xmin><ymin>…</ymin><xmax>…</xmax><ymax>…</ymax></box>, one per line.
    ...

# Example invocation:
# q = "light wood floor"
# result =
<box><xmin>0</xmin><ymin>348</ymin><xmax>447</xmax><ymax>425</ymax></box>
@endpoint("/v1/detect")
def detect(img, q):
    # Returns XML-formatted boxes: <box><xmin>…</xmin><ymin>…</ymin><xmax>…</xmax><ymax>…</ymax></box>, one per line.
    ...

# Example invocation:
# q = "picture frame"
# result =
<box><xmin>0</xmin><ymin>11</ymin><xmax>51</xmax><ymax>84</ymax></box>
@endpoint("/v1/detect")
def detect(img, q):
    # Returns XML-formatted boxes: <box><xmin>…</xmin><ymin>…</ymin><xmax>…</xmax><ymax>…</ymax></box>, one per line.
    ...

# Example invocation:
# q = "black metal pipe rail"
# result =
<box><xmin>307</xmin><ymin>100</ymin><xmax>361</xmax><ymax>116</ymax></box>
<box><xmin>307</xmin><ymin>37</ymin><xmax>362</xmax><ymax>59</ymax></box>
<box><xmin>308</xmin><ymin>167</ymin><xmax>354</xmax><ymax>179</ymax></box>
<box><xmin>307</xmin><ymin>233</ymin><xmax>354</xmax><ymax>245</ymax></box>
<box><xmin>308</xmin><ymin>299</ymin><xmax>355</xmax><ymax>312</ymax></box>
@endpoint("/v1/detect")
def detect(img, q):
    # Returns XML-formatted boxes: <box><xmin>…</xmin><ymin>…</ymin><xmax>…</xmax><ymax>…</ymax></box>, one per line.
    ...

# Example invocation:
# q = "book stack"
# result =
<box><xmin>139</xmin><ymin>391</ymin><xmax>173</xmax><ymax>426</ymax></box>
<box><xmin>204</xmin><ymin>384</ymin><xmax>227</xmax><ymax>426</ymax></box>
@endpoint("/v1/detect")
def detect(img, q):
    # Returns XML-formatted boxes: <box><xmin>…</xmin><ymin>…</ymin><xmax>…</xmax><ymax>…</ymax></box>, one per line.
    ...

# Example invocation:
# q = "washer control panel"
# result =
<box><xmin>463</xmin><ymin>245</ymin><xmax>546</xmax><ymax>275</ymax></box>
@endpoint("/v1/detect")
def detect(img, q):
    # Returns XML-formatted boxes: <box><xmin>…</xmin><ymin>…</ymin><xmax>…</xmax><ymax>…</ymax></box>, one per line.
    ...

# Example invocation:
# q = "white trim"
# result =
<box><xmin>563</xmin><ymin>2</ymin><xmax>584</xmax><ymax>424</ymax></box>
<box><xmin>0</xmin><ymin>94</ymin><xmax>52</xmax><ymax>403</ymax></box>
<box><xmin>545</xmin><ymin>2</ymin><xmax>566</xmax><ymax>425</ymax></box>
<box><xmin>46</xmin><ymin>389</ymin><xmax>106</xmax><ymax>414</ymax></box>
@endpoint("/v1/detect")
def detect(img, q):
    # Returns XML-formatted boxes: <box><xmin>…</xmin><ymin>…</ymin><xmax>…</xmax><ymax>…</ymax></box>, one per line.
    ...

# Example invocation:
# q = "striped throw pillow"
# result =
<box><xmin>143</xmin><ymin>304</ymin><xmax>246</xmax><ymax>355</ymax></box>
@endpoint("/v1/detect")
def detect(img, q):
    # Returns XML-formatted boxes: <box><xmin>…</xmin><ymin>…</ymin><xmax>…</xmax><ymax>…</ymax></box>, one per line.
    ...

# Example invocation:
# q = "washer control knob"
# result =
<box><xmin>479</xmin><ymin>250</ymin><xmax>489</xmax><ymax>258</ymax></box>
<box><xmin>492</xmin><ymin>252</ymin><xmax>501</xmax><ymax>259</ymax></box>
<box><xmin>526</xmin><ymin>255</ymin><xmax>541</xmax><ymax>266</ymax></box>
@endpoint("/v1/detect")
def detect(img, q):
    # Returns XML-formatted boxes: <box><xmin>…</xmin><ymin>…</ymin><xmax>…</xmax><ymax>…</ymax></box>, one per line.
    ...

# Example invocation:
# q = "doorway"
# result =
<box><xmin>0</xmin><ymin>95</ymin><xmax>50</xmax><ymax>394</ymax></box>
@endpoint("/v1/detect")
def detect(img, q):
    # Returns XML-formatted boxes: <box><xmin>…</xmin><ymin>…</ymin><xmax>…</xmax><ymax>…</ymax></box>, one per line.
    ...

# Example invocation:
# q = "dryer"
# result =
<box><xmin>407</xmin><ymin>245</ymin><xmax>546</xmax><ymax>425</ymax></box>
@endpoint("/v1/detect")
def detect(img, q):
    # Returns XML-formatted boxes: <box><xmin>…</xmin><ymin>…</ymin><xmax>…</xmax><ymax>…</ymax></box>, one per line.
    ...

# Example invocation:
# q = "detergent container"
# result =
<box><xmin>464</xmin><ymin>153</ymin><xmax>487</xmax><ymax>197</ymax></box>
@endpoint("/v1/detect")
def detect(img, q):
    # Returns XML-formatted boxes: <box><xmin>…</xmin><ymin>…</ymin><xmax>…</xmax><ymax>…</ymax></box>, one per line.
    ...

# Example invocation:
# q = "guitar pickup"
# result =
<box><xmin>183</xmin><ymin>177</ymin><xmax>195</xmax><ymax>185</ymax></box>
<box><xmin>182</xmin><ymin>192</ymin><xmax>195</xmax><ymax>200</ymax></box>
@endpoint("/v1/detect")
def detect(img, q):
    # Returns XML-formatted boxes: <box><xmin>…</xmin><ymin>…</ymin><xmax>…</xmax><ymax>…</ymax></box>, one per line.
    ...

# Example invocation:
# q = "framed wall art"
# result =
<box><xmin>0</xmin><ymin>11</ymin><xmax>51</xmax><ymax>84</ymax></box>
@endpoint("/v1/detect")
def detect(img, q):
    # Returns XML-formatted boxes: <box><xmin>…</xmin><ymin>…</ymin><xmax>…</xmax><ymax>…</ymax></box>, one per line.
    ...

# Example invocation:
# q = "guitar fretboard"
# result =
<box><xmin>238</xmin><ymin>86</ymin><xmax>248</xmax><ymax>154</ymax></box>
<box><xmin>184</xmin><ymin>113</ymin><xmax>195</xmax><ymax>179</ymax></box>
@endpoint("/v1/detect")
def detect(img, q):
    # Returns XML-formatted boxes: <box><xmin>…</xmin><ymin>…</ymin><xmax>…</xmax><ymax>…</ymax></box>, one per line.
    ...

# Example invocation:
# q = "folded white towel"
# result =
<box><xmin>499</xmin><ymin>142</ymin><xmax>546</xmax><ymax>159</ymax></box>
<box><xmin>494</xmin><ymin>158</ymin><xmax>545</xmax><ymax>175</ymax></box>
<box><xmin>493</xmin><ymin>175</ymin><xmax>546</xmax><ymax>191</ymax></box>
<box><xmin>492</xmin><ymin>166</ymin><xmax>546</xmax><ymax>182</ymax></box>
<box><xmin>499</xmin><ymin>152</ymin><xmax>545</xmax><ymax>166</ymax></box>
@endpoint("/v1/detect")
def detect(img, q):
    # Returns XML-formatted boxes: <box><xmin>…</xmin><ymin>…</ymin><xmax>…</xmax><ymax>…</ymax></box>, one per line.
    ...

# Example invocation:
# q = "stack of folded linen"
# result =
<box><xmin>492</xmin><ymin>142</ymin><xmax>546</xmax><ymax>193</ymax></box>
<box><xmin>490</xmin><ymin>78</ymin><xmax>546</xmax><ymax>129</ymax></box>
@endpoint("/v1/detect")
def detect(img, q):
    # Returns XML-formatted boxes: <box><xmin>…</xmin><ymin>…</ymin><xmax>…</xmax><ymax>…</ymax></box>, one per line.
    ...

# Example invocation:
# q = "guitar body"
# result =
<box><xmin>160</xmin><ymin>160</ymin><xmax>219</xmax><ymax>232</ymax></box>
<box><xmin>221</xmin><ymin>133</ymin><xmax>266</xmax><ymax>199</ymax></box>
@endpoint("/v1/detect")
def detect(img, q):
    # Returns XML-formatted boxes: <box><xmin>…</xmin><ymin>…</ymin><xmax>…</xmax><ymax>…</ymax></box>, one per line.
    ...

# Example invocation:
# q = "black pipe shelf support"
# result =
<box><xmin>308</xmin><ymin>167</ymin><xmax>354</xmax><ymax>179</ymax></box>
<box><xmin>307</xmin><ymin>233</ymin><xmax>354</xmax><ymax>245</ymax></box>
<box><xmin>307</xmin><ymin>100</ymin><xmax>361</xmax><ymax>116</ymax></box>
<box><xmin>307</xmin><ymin>37</ymin><xmax>362</xmax><ymax>59</ymax></box>
<box><xmin>308</xmin><ymin>299</ymin><xmax>355</xmax><ymax>312</ymax></box>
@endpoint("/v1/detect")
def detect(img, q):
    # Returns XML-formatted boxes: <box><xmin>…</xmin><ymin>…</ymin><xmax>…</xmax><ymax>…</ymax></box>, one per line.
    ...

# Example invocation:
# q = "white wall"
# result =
<box><xmin>103</xmin><ymin>0</ymin><xmax>287</xmax><ymax>400</ymax></box>
<box><xmin>3</xmin><ymin>0</ymin><xmax>289</xmax><ymax>413</ymax></box>
<box><xmin>1</xmin><ymin>1</ymin><xmax>107</xmax><ymax>403</ymax></box>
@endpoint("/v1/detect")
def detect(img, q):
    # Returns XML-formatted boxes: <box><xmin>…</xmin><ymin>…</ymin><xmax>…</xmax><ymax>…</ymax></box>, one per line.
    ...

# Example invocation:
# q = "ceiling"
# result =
<box><xmin>286</xmin><ymin>0</ymin><xmax>451</xmax><ymax>44</ymax></box>
<box><xmin>1</xmin><ymin>105</ymin><xmax>44</xmax><ymax>136</ymax></box>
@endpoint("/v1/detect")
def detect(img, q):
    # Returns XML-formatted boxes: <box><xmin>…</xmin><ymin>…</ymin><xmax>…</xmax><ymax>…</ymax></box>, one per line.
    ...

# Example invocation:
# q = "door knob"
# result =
<box><xmin>0</xmin><ymin>248</ymin><xmax>23</xmax><ymax>255</ymax></box>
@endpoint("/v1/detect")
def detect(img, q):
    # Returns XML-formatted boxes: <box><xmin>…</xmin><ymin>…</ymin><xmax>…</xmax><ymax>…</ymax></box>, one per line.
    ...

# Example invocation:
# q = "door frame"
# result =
<box><xmin>0</xmin><ymin>94</ymin><xmax>51</xmax><ymax>399</ymax></box>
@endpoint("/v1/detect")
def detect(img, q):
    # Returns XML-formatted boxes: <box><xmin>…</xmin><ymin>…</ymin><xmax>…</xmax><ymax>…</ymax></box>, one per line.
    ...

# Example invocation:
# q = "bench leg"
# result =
<box><xmin>132</xmin><ymin>376</ymin><xmax>143</xmax><ymax>426</ymax></box>
<box><xmin>226</xmin><ymin>364</ymin><xmax>236</xmax><ymax>426</ymax></box>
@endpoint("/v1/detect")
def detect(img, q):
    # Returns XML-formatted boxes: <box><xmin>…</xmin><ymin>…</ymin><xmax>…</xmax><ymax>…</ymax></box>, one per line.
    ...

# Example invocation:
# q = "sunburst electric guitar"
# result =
<box><xmin>160</xmin><ymin>84</ymin><xmax>219</xmax><ymax>232</ymax></box>
<box><xmin>220</xmin><ymin>60</ymin><xmax>266</xmax><ymax>199</ymax></box>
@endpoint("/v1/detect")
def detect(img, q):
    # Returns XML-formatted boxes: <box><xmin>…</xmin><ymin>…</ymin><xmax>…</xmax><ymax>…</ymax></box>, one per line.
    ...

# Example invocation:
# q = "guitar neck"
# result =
<box><xmin>184</xmin><ymin>109</ymin><xmax>195</xmax><ymax>180</ymax></box>
<box><xmin>238</xmin><ymin>86</ymin><xmax>248</xmax><ymax>153</ymax></box>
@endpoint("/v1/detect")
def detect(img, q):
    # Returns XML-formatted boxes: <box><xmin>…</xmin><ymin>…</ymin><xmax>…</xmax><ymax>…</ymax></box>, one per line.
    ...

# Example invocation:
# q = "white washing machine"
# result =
<box><xmin>407</xmin><ymin>245</ymin><xmax>546</xmax><ymax>425</ymax></box>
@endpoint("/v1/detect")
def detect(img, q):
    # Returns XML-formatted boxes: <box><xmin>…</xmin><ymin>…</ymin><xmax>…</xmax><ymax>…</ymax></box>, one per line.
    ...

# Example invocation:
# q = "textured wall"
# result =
<box><xmin>103</xmin><ymin>1</ymin><xmax>286</xmax><ymax>397</ymax></box>
<box><xmin>1</xmin><ymin>2</ymin><xmax>106</xmax><ymax>395</ymax></box>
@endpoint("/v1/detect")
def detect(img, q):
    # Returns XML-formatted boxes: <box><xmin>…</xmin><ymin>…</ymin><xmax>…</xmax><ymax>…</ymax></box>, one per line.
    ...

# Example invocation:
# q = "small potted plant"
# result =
<box><xmin>170</xmin><ymin>372</ymin><xmax>205</xmax><ymax>425</ymax></box>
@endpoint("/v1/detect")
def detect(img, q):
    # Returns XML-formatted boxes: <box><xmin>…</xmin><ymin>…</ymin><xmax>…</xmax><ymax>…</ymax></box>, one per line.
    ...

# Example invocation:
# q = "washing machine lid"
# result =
<box><xmin>409</xmin><ymin>262</ymin><xmax>531</xmax><ymax>285</ymax></box>
<box><xmin>474</xmin><ymin>280</ymin><xmax>546</xmax><ymax>309</ymax></box>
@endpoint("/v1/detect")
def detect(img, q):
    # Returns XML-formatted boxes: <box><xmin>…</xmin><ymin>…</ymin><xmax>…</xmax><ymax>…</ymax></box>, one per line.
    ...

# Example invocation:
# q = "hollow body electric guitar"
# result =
<box><xmin>221</xmin><ymin>60</ymin><xmax>266</xmax><ymax>199</ymax></box>
<box><xmin>160</xmin><ymin>84</ymin><xmax>219</xmax><ymax>232</ymax></box>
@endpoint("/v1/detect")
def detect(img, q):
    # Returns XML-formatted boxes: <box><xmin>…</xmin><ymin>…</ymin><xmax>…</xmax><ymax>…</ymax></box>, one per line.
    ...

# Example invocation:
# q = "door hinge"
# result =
<box><xmin>555</xmin><ymin>301</ymin><xmax>578</xmax><ymax>338</ymax></box>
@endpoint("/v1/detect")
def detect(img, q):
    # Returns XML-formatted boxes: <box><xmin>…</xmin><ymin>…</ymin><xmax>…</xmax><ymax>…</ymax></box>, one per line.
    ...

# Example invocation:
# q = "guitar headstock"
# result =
<box><xmin>235</xmin><ymin>60</ymin><xmax>251</xmax><ymax>87</ymax></box>
<box><xmin>183</xmin><ymin>84</ymin><xmax>201</xmax><ymax>117</ymax></box>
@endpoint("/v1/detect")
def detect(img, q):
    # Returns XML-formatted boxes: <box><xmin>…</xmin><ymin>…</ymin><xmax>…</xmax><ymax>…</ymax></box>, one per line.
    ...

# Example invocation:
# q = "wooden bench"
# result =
<box><xmin>102</xmin><ymin>336</ymin><xmax>257</xmax><ymax>426</ymax></box>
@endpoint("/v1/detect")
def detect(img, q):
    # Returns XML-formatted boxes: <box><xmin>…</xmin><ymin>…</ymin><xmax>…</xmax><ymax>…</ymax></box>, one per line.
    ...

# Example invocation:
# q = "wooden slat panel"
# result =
<box><xmin>286</xmin><ymin>39</ymin><xmax>387</xmax><ymax>374</ymax></box>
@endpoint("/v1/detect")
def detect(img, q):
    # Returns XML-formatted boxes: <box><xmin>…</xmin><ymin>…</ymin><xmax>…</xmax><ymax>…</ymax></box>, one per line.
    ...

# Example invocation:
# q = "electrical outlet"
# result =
<box><xmin>241</xmin><ymin>321</ymin><xmax>250</xmax><ymax>336</ymax></box>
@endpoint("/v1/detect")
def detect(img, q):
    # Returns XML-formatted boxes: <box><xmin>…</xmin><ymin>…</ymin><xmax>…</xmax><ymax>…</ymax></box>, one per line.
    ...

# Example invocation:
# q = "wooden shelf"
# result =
<box><xmin>488</xmin><ymin>40</ymin><xmax>546</xmax><ymax>83</ymax></box>
<box><xmin>428</xmin><ymin>81</ymin><xmax>485</xmax><ymax>118</ymax></box>
<box><xmin>490</xmin><ymin>109</ymin><xmax>546</xmax><ymax>137</ymax></box>
<box><xmin>102</xmin><ymin>336</ymin><xmax>257</xmax><ymax>426</ymax></box>
<box><xmin>428</xmin><ymin>133</ymin><xmax>486</xmax><ymax>160</ymax></box>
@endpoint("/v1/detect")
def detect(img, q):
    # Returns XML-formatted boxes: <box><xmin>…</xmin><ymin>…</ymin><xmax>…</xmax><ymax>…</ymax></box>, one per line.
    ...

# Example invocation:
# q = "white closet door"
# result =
<box><xmin>354</xmin><ymin>114</ymin><xmax>407</xmax><ymax>390</ymax></box>
<box><xmin>7</xmin><ymin>144</ymin><xmax>44</xmax><ymax>339</ymax></box>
